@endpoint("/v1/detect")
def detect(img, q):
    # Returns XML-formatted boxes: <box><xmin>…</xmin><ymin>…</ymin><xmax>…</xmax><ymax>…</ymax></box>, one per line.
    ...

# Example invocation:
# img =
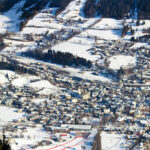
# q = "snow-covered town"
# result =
<box><xmin>0</xmin><ymin>0</ymin><xmax>149</xmax><ymax>150</ymax></box>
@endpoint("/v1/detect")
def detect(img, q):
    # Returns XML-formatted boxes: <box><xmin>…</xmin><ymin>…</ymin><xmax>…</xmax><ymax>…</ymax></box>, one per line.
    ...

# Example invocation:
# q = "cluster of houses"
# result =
<box><xmin>0</xmin><ymin>36</ymin><xmax>150</xmax><ymax>149</ymax></box>
<box><xmin>89</xmin><ymin>40</ymin><xmax>150</xmax><ymax>83</ymax></box>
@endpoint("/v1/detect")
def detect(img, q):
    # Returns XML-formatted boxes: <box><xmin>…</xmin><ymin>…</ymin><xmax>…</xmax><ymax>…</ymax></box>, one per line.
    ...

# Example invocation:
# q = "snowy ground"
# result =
<box><xmin>52</xmin><ymin>18</ymin><xmax>123</xmax><ymax>60</ymax></box>
<box><xmin>12</xmin><ymin>75</ymin><xmax>39</xmax><ymax>87</ymax></box>
<box><xmin>52</xmin><ymin>37</ymin><xmax>96</xmax><ymax>61</ymax></box>
<box><xmin>80</xmin><ymin>18</ymin><xmax>123</xmax><ymax>41</ymax></box>
<box><xmin>9</xmin><ymin>126</ymin><xmax>96</xmax><ymax>150</ymax></box>
<box><xmin>108</xmin><ymin>55</ymin><xmax>136</xmax><ymax>70</ymax></box>
<box><xmin>0</xmin><ymin>69</ymin><xmax>59</xmax><ymax>94</ymax></box>
<box><xmin>101</xmin><ymin>132</ymin><xmax>128</xmax><ymax>150</ymax></box>
<box><xmin>11</xmin><ymin>74</ymin><xmax>59</xmax><ymax>94</ymax></box>
<box><xmin>57</xmin><ymin>0</ymin><xmax>87</xmax><ymax>20</ymax></box>
<box><xmin>0</xmin><ymin>106</ymin><xmax>24</xmax><ymax>122</ymax></box>
<box><xmin>64</xmin><ymin>67</ymin><xmax>111</xmax><ymax>82</ymax></box>
<box><xmin>81</xmin><ymin>29</ymin><xmax>122</xmax><ymax>40</ymax></box>
<box><xmin>0</xmin><ymin>1</ymin><xmax>25</xmax><ymax>34</ymax></box>
<box><xmin>0</xmin><ymin>74</ymin><xmax>9</xmax><ymax>84</ymax></box>
<box><xmin>93</xmin><ymin>18</ymin><xmax>123</xmax><ymax>30</ymax></box>
<box><xmin>0</xmin><ymin>70</ymin><xmax>15</xmax><ymax>84</ymax></box>
<box><xmin>124</xmin><ymin>19</ymin><xmax>150</xmax><ymax>41</ymax></box>
<box><xmin>10</xmin><ymin>126</ymin><xmax>50</xmax><ymax>150</ymax></box>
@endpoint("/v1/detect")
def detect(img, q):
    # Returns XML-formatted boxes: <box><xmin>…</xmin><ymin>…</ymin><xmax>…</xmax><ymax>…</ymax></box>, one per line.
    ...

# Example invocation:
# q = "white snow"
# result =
<box><xmin>38</xmin><ymin>88</ymin><xmax>58</xmax><ymax>95</ymax></box>
<box><xmin>123</xmin><ymin>19</ymin><xmax>150</xmax><ymax>42</ymax></box>
<box><xmin>0</xmin><ymin>70</ymin><xmax>15</xmax><ymax>77</ymax></box>
<box><xmin>108</xmin><ymin>55</ymin><xmax>136</xmax><ymax>70</ymax></box>
<box><xmin>0</xmin><ymin>70</ymin><xmax>16</xmax><ymax>84</ymax></box>
<box><xmin>12</xmin><ymin>75</ymin><xmax>39</xmax><ymax>87</ymax></box>
<box><xmin>131</xmin><ymin>42</ymin><xmax>149</xmax><ymax>49</ymax></box>
<box><xmin>101</xmin><ymin>132</ymin><xmax>127</xmax><ymax>150</ymax></box>
<box><xmin>52</xmin><ymin>39</ymin><xmax>96</xmax><ymax>61</ymax></box>
<box><xmin>32</xmin><ymin>98</ymin><xmax>47</xmax><ymax>104</ymax></box>
<box><xmin>21</xmin><ymin>11</ymin><xmax>63</xmax><ymax>35</ymax></box>
<box><xmin>93</xmin><ymin>18</ymin><xmax>123</xmax><ymax>29</ymax></box>
<box><xmin>29</xmin><ymin>80</ymin><xmax>56</xmax><ymax>89</ymax></box>
<box><xmin>11</xmin><ymin>127</ymin><xmax>50</xmax><ymax>150</ymax></box>
<box><xmin>81</xmin><ymin>29</ymin><xmax>122</xmax><ymax>40</ymax></box>
<box><xmin>0</xmin><ymin>74</ymin><xmax>9</xmax><ymax>84</ymax></box>
<box><xmin>0</xmin><ymin>0</ymin><xmax>25</xmax><ymax>33</ymax></box>
<box><xmin>64</xmin><ymin>67</ymin><xmax>111</xmax><ymax>82</ymax></box>
<box><xmin>80</xmin><ymin>18</ymin><xmax>123</xmax><ymax>40</ymax></box>
<box><xmin>0</xmin><ymin>106</ymin><xmax>24</xmax><ymax>122</ymax></box>
<box><xmin>58</xmin><ymin>0</ymin><xmax>87</xmax><ymax>20</ymax></box>
<box><xmin>11</xmin><ymin>74</ymin><xmax>59</xmax><ymax>94</ymax></box>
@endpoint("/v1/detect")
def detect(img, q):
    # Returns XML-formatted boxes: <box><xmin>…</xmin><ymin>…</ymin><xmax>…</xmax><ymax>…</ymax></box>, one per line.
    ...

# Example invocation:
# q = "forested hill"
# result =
<box><xmin>0</xmin><ymin>0</ymin><xmax>150</xmax><ymax>20</ymax></box>
<box><xmin>84</xmin><ymin>0</ymin><xmax>134</xmax><ymax>19</ymax></box>
<box><xmin>84</xmin><ymin>0</ymin><xmax>150</xmax><ymax>19</ymax></box>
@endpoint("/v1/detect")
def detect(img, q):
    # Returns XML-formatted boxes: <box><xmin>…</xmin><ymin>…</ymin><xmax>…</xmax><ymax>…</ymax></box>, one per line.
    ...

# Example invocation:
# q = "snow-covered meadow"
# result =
<box><xmin>108</xmin><ymin>55</ymin><xmax>136</xmax><ymax>70</ymax></box>
<box><xmin>0</xmin><ymin>106</ymin><xmax>24</xmax><ymax>122</ymax></box>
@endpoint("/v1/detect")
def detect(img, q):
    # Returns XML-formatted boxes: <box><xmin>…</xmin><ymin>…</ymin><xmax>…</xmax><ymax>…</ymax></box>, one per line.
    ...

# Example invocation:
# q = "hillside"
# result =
<box><xmin>1</xmin><ymin>0</ymin><xmax>150</xmax><ymax>19</ymax></box>
<box><xmin>0</xmin><ymin>0</ymin><xmax>150</xmax><ymax>150</ymax></box>
<box><xmin>0</xmin><ymin>0</ymin><xmax>150</xmax><ymax>56</ymax></box>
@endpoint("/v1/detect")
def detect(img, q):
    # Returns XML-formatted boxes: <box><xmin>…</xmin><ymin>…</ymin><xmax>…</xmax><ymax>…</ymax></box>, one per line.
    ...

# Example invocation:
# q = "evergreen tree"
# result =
<box><xmin>0</xmin><ymin>130</ymin><xmax>11</xmax><ymax>150</ymax></box>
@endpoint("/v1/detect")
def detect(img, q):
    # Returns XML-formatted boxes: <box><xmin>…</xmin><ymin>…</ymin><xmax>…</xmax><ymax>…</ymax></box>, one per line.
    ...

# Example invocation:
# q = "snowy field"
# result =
<box><xmin>52</xmin><ymin>18</ymin><xmax>123</xmax><ymax>60</ymax></box>
<box><xmin>9</xmin><ymin>126</ymin><xmax>96</xmax><ymax>150</ymax></box>
<box><xmin>0</xmin><ymin>69</ymin><xmax>59</xmax><ymax>94</ymax></box>
<box><xmin>0</xmin><ymin>70</ymin><xmax>15</xmax><ymax>84</ymax></box>
<box><xmin>21</xmin><ymin>12</ymin><xmax>63</xmax><ymax>35</ymax></box>
<box><xmin>11</xmin><ymin>74</ymin><xmax>59</xmax><ymax>94</ymax></box>
<box><xmin>108</xmin><ymin>55</ymin><xmax>136</xmax><ymax>70</ymax></box>
<box><xmin>0</xmin><ymin>106</ymin><xmax>24</xmax><ymax>122</ymax></box>
<box><xmin>10</xmin><ymin>126</ymin><xmax>50</xmax><ymax>150</ymax></box>
<box><xmin>64</xmin><ymin>67</ymin><xmax>111</xmax><ymax>82</ymax></box>
<box><xmin>12</xmin><ymin>75</ymin><xmax>39</xmax><ymax>87</ymax></box>
<box><xmin>81</xmin><ymin>29</ymin><xmax>122</xmax><ymax>40</ymax></box>
<box><xmin>93</xmin><ymin>18</ymin><xmax>123</xmax><ymax>29</ymax></box>
<box><xmin>124</xmin><ymin>19</ymin><xmax>150</xmax><ymax>41</ymax></box>
<box><xmin>57</xmin><ymin>0</ymin><xmax>87</xmax><ymax>20</ymax></box>
<box><xmin>102</xmin><ymin>132</ymin><xmax>128</xmax><ymax>150</ymax></box>
<box><xmin>52</xmin><ymin>37</ymin><xmax>96</xmax><ymax>61</ymax></box>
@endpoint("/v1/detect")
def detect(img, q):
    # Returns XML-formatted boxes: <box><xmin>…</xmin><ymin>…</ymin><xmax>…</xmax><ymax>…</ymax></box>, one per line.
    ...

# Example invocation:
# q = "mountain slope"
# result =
<box><xmin>84</xmin><ymin>0</ymin><xmax>134</xmax><ymax>19</ymax></box>
<box><xmin>84</xmin><ymin>0</ymin><xmax>150</xmax><ymax>19</ymax></box>
<box><xmin>1</xmin><ymin>0</ymin><xmax>150</xmax><ymax>32</ymax></box>
<box><xmin>0</xmin><ymin>0</ymin><xmax>21</xmax><ymax>12</ymax></box>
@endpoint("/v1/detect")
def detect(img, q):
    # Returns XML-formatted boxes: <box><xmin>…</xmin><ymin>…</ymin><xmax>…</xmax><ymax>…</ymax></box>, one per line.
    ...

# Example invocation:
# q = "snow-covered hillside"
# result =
<box><xmin>0</xmin><ymin>1</ymin><xmax>149</xmax><ymax>150</ymax></box>
<box><xmin>0</xmin><ymin>0</ymin><xmax>25</xmax><ymax>34</ymax></box>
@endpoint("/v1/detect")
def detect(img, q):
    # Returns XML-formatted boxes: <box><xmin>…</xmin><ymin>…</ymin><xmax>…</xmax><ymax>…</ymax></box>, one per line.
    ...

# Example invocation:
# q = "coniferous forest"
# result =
<box><xmin>84</xmin><ymin>0</ymin><xmax>150</xmax><ymax>19</ymax></box>
<box><xmin>21</xmin><ymin>49</ymin><xmax>92</xmax><ymax>68</ymax></box>
<box><xmin>84</xmin><ymin>0</ymin><xmax>134</xmax><ymax>19</ymax></box>
<box><xmin>0</xmin><ymin>0</ymin><xmax>150</xmax><ymax>21</ymax></box>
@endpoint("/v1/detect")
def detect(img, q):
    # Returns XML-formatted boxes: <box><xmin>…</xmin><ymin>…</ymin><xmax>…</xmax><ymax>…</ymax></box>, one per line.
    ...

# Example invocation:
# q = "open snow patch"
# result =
<box><xmin>12</xmin><ymin>75</ymin><xmax>39</xmax><ymax>87</ymax></box>
<box><xmin>0</xmin><ymin>106</ymin><xmax>24</xmax><ymax>122</ymax></box>
<box><xmin>29</xmin><ymin>80</ymin><xmax>56</xmax><ymax>89</ymax></box>
<box><xmin>108</xmin><ymin>55</ymin><xmax>136</xmax><ymax>70</ymax></box>
<box><xmin>102</xmin><ymin>132</ymin><xmax>127</xmax><ymax>150</ymax></box>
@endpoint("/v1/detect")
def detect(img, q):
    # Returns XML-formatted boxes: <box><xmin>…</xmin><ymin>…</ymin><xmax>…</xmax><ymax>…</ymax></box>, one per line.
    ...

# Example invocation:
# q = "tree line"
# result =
<box><xmin>0</xmin><ymin>0</ymin><xmax>21</xmax><ymax>12</ymax></box>
<box><xmin>84</xmin><ymin>0</ymin><xmax>134</xmax><ymax>19</ymax></box>
<box><xmin>21</xmin><ymin>49</ymin><xmax>92</xmax><ymax>68</ymax></box>
<box><xmin>0</xmin><ymin>130</ymin><xmax>11</xmax><ymax>150</ymax></box>
<box><xmin>137</xmin><ymin>0</ymin><xmax>150</xmax><ymax>19</ymax></box>
<box><xmin>1</xmin><ymin>0</ymin><xmax>150</xmax><ymax>20</ymax></box>
<box><xmin>84</xmin><ymin>0</ymin><xmax>150</xmax><ymax>19</ymax></box>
